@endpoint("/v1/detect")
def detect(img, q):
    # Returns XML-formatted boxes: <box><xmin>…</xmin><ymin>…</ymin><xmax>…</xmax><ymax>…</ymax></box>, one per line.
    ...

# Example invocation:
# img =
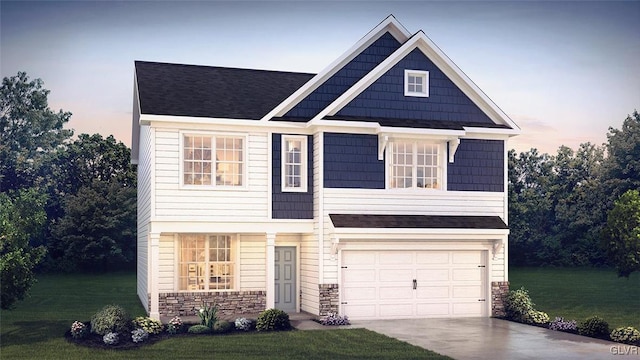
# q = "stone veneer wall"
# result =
<box><xmin>491</xmin><ymin>281</ymin><xmax>509</xmax><ymax>317</ymax></box>
<box><xmin>157</xmin><ymin>291</ymin><xmax>266</xmax><ymax>317</ymax></box>
<box><xmin>319</xmin><ymin>284</ymin><xmax>339</xmax><ymax>316</ymax></box>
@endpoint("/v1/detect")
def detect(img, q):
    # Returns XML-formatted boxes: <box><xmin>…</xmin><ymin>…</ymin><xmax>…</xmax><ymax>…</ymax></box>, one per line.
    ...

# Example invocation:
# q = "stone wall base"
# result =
<box><xmin>491</xmin><ymin>281</ymin><xmax>510</xmax><ymax>317</ymax></box>
<box><xmin>318</xmin><ymin>284</ymin><xmax>339</xmax><ymax>316</ymax></box>
<box><xmin>157</xmin><ymin>291</ymin><xmax>266</xmax><ymax>317</ymax></box>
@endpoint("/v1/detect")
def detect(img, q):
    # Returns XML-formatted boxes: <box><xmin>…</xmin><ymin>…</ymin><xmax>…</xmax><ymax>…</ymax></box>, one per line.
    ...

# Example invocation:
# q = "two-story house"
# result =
<box><xmin>131</xmin><ymin>15</ymin><xmax>520</xmax><ymax>321</ymax></box>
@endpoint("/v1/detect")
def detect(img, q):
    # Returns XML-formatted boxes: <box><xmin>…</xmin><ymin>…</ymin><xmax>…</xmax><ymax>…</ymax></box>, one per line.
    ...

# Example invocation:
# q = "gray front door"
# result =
<box><xmin>274</xmin><ymin>246</ymin><xmax>296</xmax><ymax>312</ymax></box>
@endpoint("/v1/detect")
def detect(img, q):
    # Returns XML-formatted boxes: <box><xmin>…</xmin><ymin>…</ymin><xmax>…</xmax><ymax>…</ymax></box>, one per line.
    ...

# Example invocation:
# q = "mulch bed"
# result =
<box><xmin>64</xmin><ymin>329</ymin><xmax>190</xmax><ymax>350</ymax></box>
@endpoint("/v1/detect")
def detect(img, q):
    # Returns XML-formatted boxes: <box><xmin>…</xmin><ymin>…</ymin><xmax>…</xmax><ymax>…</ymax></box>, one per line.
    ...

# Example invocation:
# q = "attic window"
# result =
<box><xmin>404</xmin><ymin>70</ymin><xmax>429</xmax><ymax>97</ymax></box>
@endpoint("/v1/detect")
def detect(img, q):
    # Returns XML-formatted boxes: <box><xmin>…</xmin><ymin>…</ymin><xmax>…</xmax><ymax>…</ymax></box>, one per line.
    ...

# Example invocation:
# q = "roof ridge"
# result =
<box><xmin>134</xmin><ymin>60</ymin><xmax>315</xmax><ymax>76</ymax></box>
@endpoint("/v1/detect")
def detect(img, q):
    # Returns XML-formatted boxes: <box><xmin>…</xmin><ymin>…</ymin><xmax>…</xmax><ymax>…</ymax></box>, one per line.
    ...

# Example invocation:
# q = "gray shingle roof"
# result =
<box><xmin>330</xmin><ymin>214</ymin><xmax>508</xmax><ymax>229</ymax></box>
<box><xmin>135</xmin><ymin>61</ymin><xmax>314</xmax><ymax>119</ymax></box>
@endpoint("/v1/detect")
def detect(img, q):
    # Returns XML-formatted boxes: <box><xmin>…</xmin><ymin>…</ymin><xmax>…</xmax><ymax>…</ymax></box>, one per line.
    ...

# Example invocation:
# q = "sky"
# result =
<box><xmin>1</xmin><ymin>1</ymin><xmax>639</xmax><ymax>154</ymax></box>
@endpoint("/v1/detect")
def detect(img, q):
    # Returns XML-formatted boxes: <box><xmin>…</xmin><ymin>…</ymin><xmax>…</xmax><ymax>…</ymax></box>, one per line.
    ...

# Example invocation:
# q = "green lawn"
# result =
<box><xmin>0</xmin><ymin>272</ymin><xmax>450</xmax><ymax>360</ymax></box>
<box><xmin>509</xmin><ymin>267</ymin><xmax>640</xmax><ymax>329</ymax></box>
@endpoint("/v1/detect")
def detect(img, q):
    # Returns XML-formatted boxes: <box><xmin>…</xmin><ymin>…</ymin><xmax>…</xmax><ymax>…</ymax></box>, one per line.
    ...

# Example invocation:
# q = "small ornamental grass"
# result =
<box><xmin>102</xmin><ymin>332</ymin><xmax>119</xmax><ymax>345</ymax></box>
<box><xmin>610</xmin><ymin>326</ymin><xmax>640</xmax><ymax>345</ymax></box>
<box><xmin>166</xmin><ymin>316</ymin><xmax>183</xmax><ymax>334</ymax></box>
<box><xmin>196</xmin><ymin>302</ymin><xmax>218</xmax><ymax>329</ymax></box>
<box><xmin>549</xmin><ymin>317</ymin><xmax>578</xmax><ymax>332</ymax></box>
<box><xmin>320</xmin><ymin>312</ymin><xmax>351</xmax><ymax>326</ymax></box>
<box><xmin>132</xmin><ymin>316</ymin><xmax>163</xmax><ymax>335</ymax></box>
<box><xmin>234</xmin><ymin>317</ymin><xmax>254</xmax><ymax>331</ymax></box>
<box><xmin>70</xmin><ymin>321</ymin><xmax>89</xmax><ymax>339</ymax></box>
<box><xmin>131</xmin><ymin>328</ymin><xmax>149</xmax><ymax>343</ymax></box>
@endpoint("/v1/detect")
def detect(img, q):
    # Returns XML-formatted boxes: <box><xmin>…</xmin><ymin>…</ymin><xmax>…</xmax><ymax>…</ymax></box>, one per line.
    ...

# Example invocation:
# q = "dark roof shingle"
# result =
<box><xmin>135</xmin><ymin>61</ymin><xmax>314</xmax><ymax>119</ymax></box>
<box><xmin>330</xmin><ymin>214</ymin><xmax>508</xmax><ymax>229</ymax></box>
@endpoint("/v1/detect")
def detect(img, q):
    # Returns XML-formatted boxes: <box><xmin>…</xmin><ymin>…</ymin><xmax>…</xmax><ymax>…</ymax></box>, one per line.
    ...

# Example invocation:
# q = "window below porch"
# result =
<box><xmin>178</xmin><ymin>234</ymin><xmax>235</xmax><ymax>291</ymax></box>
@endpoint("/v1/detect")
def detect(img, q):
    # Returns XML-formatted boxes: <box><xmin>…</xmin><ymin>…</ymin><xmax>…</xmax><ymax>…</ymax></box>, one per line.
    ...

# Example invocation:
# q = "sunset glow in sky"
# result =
<box><xmin>2</xmin><ymin>1</ymin><xmax>639</xmax><ymax>154</ymax></box>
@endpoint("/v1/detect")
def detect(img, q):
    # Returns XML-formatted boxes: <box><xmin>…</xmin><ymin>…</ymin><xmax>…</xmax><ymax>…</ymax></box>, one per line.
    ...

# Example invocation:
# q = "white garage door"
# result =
<box><xmin>341</xmin><ymin>250</ymin><xmax>486</xmax><ymax>320</ymax></box>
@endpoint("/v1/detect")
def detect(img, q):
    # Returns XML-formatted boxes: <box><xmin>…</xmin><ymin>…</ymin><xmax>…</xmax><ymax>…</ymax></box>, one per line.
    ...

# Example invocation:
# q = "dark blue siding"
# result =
<box><xmin>272</xmin><ymin>134</ymin><xmax>313</xmax><ymax>219</ymax></box>
<box><xmin>448</xmin><ymin>139</ymin><xmax>504</xmax><ymax>192</ymax></box>
<box><xmin>337</xmin><ymin>49</ymin><xmax>494</xmax><ymax>124</ymax></box>
<box><xmin>285</xmin><ymin>32</ymin><xmax>401</xmax><ymax>119</ymax></box>
<box><xmin>324</xmin><ymin>133</ymin><xmax>385</xmax><ymax>189</ymax></box>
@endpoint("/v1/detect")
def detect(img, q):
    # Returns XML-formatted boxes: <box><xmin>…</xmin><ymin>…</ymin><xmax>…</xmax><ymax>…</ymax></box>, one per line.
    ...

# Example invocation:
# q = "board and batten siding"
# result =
<box><xmin>321</xmin><ymin>188</ymin><xmax>506</xmax><ymax>283</ymax></box>
<box><xmin>152</xmin><ymin>129</ymin><xmax>269</xmax><ymax>221</ymax></box>
<box><xmin>137</xmin><ymin>125</ymin><xmax>153</xmax><ymax>311</ymax></box>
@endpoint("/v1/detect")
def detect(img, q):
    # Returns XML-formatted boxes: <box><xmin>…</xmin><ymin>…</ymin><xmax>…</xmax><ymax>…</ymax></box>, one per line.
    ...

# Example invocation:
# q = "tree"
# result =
<box><xmin>50</xmin><ymin>179</ymin><xmax>136</xmax><ymax>272</ymax></box>
<box><xmin>0</xmin><ymin>72</ymin><xmax>72</xmax><ymax>192</ymax></box>
<box><xmin>601</xmin><ymin>190</ymin><xmax>640</xmax><ymax>278</ymax></box>
<box><xmin>0</xmin><ymin>189</ymin><xmax>47</xmax><ymax>309</ymax></box>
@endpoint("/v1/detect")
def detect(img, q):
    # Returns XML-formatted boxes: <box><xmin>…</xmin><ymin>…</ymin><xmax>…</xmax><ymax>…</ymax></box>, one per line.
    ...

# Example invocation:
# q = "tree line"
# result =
<box><xmin>1</xmin><ymin>72</ymin><xmax>136</xmax><ymax>309</ymax></box>
<box><xmin>509</xmin><ymin>110</ymin><xmax>640</xmax><ymax>275</ymax></box>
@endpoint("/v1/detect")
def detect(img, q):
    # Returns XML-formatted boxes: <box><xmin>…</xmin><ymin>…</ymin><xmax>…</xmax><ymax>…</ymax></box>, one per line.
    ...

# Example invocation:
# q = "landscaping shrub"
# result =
<box><xmin>213</xmin><ymin>320</ymin><xmax>233</xmax><ymax>334</ymax></box>
<box><xmin>320</xmin><ymin>312</ymin><xmax>351</xmax><ymax>326</ymax></box>
<box><xmin>504</xmin><ymin>287</ymin><xmax>535</xmax><ymax>323</ymax></box>
<box><xmin>132</xmin><ymin>316</ymin><xmax>163</xmax><ymax>335</ymax></box>
<box><xmin>90</xmin><ymin>305</ymin><xmax>131</xmax><ymax>335</ymax></box>
<box><xmin>102</xmin><ymin>332</ymin><xmax>119</xmax><ymax>345</ymax></box>
<box><xmin>188</xmin><ymin>324</ymin><xmax>212</xmax><ymax>334</ymax></box>
<box><xmin>196</xmin><ymin>302</ymin><xmax>218</xmax><ymax>329</ymax></box>
<box><xmin>610</xmin><ymin>327</ymin><xmax>640</xmax><ymax>345</ymax></box>
<box><xmin>131</xmin><ymin>328</ymin><xmax>149</xmax><ymax>343</ymax></box>
<box><xmin>256</xmin><ymin>308</ymin><xmax>291</xmax><ymax>331</ymax></box>
<box><xmin>529</xmin><ymin>310</ymin><xmax>550</xmax><ymax>326</ymax></box>
<box><xmin>70</xmin><ymin>321</ymin><xmax>89</xmax><ymax>339</ymax></box>
<box><xmin>234</xmin><ymin>317</ymin><xmax>254</xmax><ymax>332</ymax></box>
<box><xmin>166</xmin><ymin>316</ymin><xmax>183</xmax><ymax>334</ymax></box>
<box><xmin>578</xmin><ymin>316</ymin><xmax>610</xmax><ymax>339</ymax></box>
<box><xmin>549</xmin><ymin>317</ymin><xmax>577</xmax><ymax>333</ymax></box>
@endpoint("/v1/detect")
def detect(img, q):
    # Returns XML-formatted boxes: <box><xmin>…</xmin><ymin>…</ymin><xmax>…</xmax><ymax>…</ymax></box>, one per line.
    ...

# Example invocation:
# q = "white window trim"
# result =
<box><xmin>281</xmin><ymin>135</ymin><xmax>308</xmax><ymax>193</ymax></box>
<box><xmin>404</xmin><ymin>69</ymin><xmax>429</xmax><ymax>97</ymax></box>
<box><xmin>179</xmin><ymin>131</ymin><xmax>248</xmax><ymax>190</ymax></box>
<box><xmin>385</xmin><ymin>140</ymin><xmax>447</xmax><ymax>190</ymax></box>
<box><xmin>176</xmin><ymin>233</ymin><xmax>239</xmax><ymax>292</ymax></box>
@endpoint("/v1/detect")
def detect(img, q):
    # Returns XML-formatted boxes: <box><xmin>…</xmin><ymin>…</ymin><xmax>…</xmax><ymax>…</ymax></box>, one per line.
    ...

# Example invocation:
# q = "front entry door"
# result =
<box><xmin>275</xmin><ymin>246</ymin><xmax>296</xmax><ymax>312</ymax></box>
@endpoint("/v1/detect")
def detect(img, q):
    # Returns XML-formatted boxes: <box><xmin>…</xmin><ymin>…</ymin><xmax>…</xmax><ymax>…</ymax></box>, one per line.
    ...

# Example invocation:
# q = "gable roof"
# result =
<box><xmin>330</xmin><ymin>214</ymin><xmax>508</xmax><ymax>229</ymax></box>
<box><xmin>135</xmin><ymin>61</ymin><xmax>314</xmax><ymax>119</ymax></box>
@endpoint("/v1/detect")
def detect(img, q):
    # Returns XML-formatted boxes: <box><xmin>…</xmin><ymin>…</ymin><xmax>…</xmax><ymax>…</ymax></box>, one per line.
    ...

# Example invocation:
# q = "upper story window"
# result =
<box><xmin>388</xmin><ymin>141</ymin><xmax>442</xmax><ymax>189</ymax></box>
<box><xmin>404</xmin><ymin>70</ymin><xmax>429</xmax><ymax>97</ymax></box>
<box><xmin>281</xmin><ymin>135</ymin><xmax>307</xmax><ymax>192</ymax></box>
<box><xmin>178</xmin><ymin>234</ymin><xmax>235</xmax><ymax>291</ymax></box>
<box><xmin>183</xmin><ymin>134</ymin><xmax>245</xmax><ymax>187</ymax></box>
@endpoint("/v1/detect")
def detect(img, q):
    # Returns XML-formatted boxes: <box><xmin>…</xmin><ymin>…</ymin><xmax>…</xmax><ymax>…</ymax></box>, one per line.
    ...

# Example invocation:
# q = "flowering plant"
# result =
<box><xmin>234</xmin><ymin>317</ymin><xmax>254</xmax><ymax>331</ymax></box>
<box><xmin>132</xmin><ymin>316</ymin><xmax>163</xmax><ymax>335</ymax></box>
<box><xmin>70</xmin><ymin>321</ymin><xmax>89</xmax><ymax>339</ymax></box>
<box><xmin>103</xmin><ymin>332</ymin><xmax>119</xmax><ymax>345</ymax></box>
<box><xmin>549</xmin><ymin>317</ymin><xmax>577</xmax><ymax>332</ymax></box>
<box><xmin>610</xmin><ymin>327</ymin><xmax>640</xmax><ymax>345</ymax></box>
<box><xmin>167</xmin><ymin>316</ymin><xmax>183</xmax><ymax>334</ymax></box>
<box><xmin>196</xmin><ymin>302</ymin><xmax>218</xmax><ymax>329</ymax></box>
<box><xmin>320</xmin><ymin>312</ymin><xmax>350</xmax><ymax>326</ymax></box>
<box><xmin>131</xmin><ymin>328</ymin><xmax>149</xmax><ymax>343</ymax></box>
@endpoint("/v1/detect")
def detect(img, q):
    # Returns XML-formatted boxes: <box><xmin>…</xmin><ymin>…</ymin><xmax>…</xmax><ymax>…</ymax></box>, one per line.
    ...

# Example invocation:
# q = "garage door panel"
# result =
<box><xmin>342</xmin><ymin>250</ymin><xmax>486</xmax><ymax>320</ymax></box>
<box><xmin>379</xmin><ymin>269</ymin><xmax>412</xmax><ymax>282</ymax></box>
<box><xmin>379</xmin><ymin>251</ymin><xmax>413</xmax><ymax>265</ymax></box>
<box><xmin>416</xmin><ymin>268</ymin><xmax>449</xmax><ymax>281</ymax></box>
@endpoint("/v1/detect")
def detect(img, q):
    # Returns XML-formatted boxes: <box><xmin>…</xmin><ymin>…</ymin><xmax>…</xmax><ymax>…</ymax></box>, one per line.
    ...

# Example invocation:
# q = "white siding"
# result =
<box><xmin>158</xmin><ymin>234</ymin><xmax>175</xmax><ymax>292</ymax></box>
<box><xmin>240</xmin><ymin>234</ymin><xmax>266</xmax><ymax>291</ymax></box>
<box><xmin>301</xmin><ymin>233</ymin><xmax>319</xmax><ymax>314</ymax></box>
<box><xmin>137</xmin><ymin>125</ymin><xmax>152</xmax><ymax>311</ymax></box>
<box><xmin>490</xmin><ymin>243</ymin><xmax>506</xmax><ymax>282</ymax></box>
<box><xmin>153</xmin><ymin>129</ymin><xmax>269</xmax><ymax>221</ymax></box>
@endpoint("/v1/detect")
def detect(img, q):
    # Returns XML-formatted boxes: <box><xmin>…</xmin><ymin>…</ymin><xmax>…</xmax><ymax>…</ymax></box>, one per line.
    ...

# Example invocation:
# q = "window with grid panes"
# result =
<box><xmin>178</xmin><ymin>234</ymin><xmax>234</xmax><ymax>291</ymax></box>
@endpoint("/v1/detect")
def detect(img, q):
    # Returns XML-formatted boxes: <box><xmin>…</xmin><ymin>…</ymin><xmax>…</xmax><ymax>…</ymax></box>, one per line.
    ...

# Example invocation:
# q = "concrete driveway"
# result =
<box><xmin>353</xmin><ymin>318</ymin><xmax>638</xmax><ymax>360</ymax></box>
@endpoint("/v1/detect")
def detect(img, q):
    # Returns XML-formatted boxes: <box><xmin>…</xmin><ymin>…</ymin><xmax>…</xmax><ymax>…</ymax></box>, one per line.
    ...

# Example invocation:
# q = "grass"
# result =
<box><xmin>0</xmin><ymin>272</ymin><xmax>450</xmax><ymax>360</ymax></box>
<box><xmin>509</xmin><ymin>267</ymin><xmax>640</xmax><ymax>329</ymax></box>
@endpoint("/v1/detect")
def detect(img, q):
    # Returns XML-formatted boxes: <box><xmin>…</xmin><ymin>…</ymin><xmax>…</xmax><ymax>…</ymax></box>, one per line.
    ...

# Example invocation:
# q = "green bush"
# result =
<box><xmin>610</xmin><ymin>326</ymin><xmax>640</xmax><ymax>345</ymax></box>
<box><xmin>256</xmin><ymin>308</ymin><xmax>291</xmax><ymax>331</ymax></box>
<box><xmin>188</xmin><ymin>324</ymin><xmax>212</xmax><ymax>334</ymax></box>
<box><xmin>90</xmin><ymin>305</ymin><xmax>131</xmax><ymax>335</ymax></box>
<box><xmin>578</xmin><ymin>316</ymin><xmax>610</xmax><ymax>339</ymax></box>
<box><xmin>504</xmin><ymin>287</ymin><xmax>535</xmax><ymax>323</ymax></box>
<box><xmin>529</xmin><ymin>310</ymin><xmax>550</xmax><ymax>325</ymax></box>
<box><xmin>213</xmin><ymin>320</ymin><xmax>233</xmax><ymax>334</ymax></box>
<box><xmin>132</xmin><ymin>316</ymin><xmax>164</xmax><ymax>335</ymax></box>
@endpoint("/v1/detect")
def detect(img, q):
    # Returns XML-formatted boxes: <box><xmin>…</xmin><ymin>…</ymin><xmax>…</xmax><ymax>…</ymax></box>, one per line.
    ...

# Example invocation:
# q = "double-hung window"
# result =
<box><xmin>281</xmin><ymin>135</ymin><xmax>307</xmax><ymax>192</ymax></box>
<box><xmin>404</xmin><ymin>70</ymin><xmax>429</xmax><ymax>97</ymax></box>
<box><xmin>183</xmin><ymin>134</ymin><xmax>245</xmax><ymax>187</ymax></box>
<box><xmin>178</xmin><ymin>234</ymin><xmax>235</xmax><ymax>291</ymax></box>
<box><xmin>389</xmin><ymin>141</ymin><xmax>442</xmax><ymax>189</ymax></box>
